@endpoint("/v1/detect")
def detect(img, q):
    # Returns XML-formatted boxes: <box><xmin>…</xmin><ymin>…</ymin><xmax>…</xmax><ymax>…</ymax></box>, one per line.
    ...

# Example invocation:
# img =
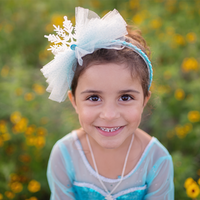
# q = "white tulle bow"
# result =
<box><xmin>41</xmin><ymin>7</ymin><xmax>128</xmax><ymax>102</ymax></box>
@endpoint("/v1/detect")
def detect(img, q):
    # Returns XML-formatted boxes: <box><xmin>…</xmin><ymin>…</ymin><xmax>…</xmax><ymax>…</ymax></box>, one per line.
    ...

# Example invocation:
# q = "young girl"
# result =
<box><xmin>41</xmin><ymin>7</ymin><xmax>174</xmax><ymax>200</ymax></box>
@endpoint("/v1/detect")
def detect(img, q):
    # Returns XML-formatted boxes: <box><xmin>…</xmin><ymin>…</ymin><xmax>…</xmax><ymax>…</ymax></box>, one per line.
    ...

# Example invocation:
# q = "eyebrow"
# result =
<box><xmin>81</xmin><ymin>90</ymin><xmax>102</xmax><ymax>94</ymax></box>
<box><xmin>81</xmin><ymin>89</ymin><xmax>140</xmax><ymax>94</ymax></box>
<box><xmin>118</xmin><ymin>89</ymin><xmax>140</xmax><ymax>94</ymax></box>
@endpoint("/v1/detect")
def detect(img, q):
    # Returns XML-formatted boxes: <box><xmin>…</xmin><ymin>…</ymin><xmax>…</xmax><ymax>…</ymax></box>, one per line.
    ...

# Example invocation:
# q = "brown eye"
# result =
<box><xmin>88</xmin><ymin>95</ymin><xmax>101</xmax><ymax>102</ymax></box>
<box><xmin>119</xmin><ymin>95</ymin><xmax>133</xmax><ymax>101</ymax></box>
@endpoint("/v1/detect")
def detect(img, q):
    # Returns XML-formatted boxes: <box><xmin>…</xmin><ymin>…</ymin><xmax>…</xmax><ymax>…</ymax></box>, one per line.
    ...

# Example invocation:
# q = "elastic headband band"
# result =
<box><xmin>111</xmin><ymin>40</ymin><xmax>153</xmax><ymax>90</ymax></box>
<box><xmin>41</xmin><ymin>7</ymin><xmax>153</xmax><ymax>102</ymax></box>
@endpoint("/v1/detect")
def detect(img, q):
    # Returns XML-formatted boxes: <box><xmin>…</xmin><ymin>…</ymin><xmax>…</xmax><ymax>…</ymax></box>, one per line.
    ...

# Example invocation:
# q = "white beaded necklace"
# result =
<box><xmin>86</xmin><ymin>134</ymin><xmax>134</xmax><ymax>200</ymax></box>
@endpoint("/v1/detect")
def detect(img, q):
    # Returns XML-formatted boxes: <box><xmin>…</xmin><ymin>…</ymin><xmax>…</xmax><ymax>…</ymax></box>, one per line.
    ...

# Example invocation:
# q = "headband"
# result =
<box><xmin>41</xmin><ymin>7</ymin><xmax>153</xmax><ymax>102</ymax></box>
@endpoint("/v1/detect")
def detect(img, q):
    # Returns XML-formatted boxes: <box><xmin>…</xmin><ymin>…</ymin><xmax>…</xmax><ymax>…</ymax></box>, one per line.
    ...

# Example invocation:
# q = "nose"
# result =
<box><xmin>99</xmin><ymin>102</ymin><xmax>120</xmax><ymax>121</ymax></box>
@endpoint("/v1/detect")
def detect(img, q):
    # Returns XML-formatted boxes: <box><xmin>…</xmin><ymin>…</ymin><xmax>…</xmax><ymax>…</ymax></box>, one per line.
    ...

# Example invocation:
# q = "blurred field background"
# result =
<box><xmin>0</xmin><ymin>0</ymin><xmax>200</xmax><ymax>199</ymax></box>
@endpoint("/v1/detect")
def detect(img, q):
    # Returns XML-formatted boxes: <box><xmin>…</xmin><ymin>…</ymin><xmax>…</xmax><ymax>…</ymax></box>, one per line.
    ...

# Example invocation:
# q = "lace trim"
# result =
<box><xmin>73</xmin><ymin>181</ymin><xmax>147</xmax><ymax>198</ymax></box>
<box><xmin>73</xmin><ymin>181</ymin><xmax>108</xmax><ymax>196</ymax></box>
<box><xmin>73</xmin><ymin>131</ymin><xmax>156</xmax><ymax>183</ymax></box>
<box><xmin>113</xmin><ymin>184</ymin><xmax>147</xmax><ymax>198</ymax></box>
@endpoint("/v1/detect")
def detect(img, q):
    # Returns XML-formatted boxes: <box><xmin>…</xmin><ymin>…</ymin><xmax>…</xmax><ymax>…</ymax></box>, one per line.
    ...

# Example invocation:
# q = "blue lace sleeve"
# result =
<box><xmin>47</xmin><ymin>141</ymin><xmax>76</xmax><ymax>200</ymax></box>
<box><xmin>144</xmin><ymin>155</ymin><xmax>174</xmax><ymax>200</ymax></box>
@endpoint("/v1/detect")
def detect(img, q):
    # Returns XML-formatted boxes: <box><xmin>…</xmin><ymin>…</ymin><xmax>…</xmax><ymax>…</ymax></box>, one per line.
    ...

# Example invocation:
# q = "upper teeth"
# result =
<box><xmin>99</xmin><ymin>127</ymin><xmax>120</xmax><ymax>132</ymax></box>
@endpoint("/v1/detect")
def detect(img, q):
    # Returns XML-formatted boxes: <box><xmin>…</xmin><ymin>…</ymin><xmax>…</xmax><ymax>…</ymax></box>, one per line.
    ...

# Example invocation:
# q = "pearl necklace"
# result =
<box><xmin>86</xmin><ymin>134</ymin><xmax>134</xmax><ymax>200</ymax></box>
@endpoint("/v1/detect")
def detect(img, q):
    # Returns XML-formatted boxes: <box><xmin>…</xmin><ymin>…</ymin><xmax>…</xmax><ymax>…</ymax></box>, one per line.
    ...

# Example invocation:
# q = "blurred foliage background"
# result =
<box><xmin>0</xmin><ymin>0</ymin><xmax>200</xmax><ymax>199</ymax></box>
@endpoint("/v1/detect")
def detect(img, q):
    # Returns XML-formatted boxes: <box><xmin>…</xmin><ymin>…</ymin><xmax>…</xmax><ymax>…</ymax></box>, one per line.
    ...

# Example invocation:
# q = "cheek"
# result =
<box><xmin>77</xmin><ymin>107</ymin><xmax>97</xmax><ymax>126</ymax></box>
<box><xmin>126</xmin><ymin>107</ymin><xmax>143</xmax><ymax>122</ymax></box>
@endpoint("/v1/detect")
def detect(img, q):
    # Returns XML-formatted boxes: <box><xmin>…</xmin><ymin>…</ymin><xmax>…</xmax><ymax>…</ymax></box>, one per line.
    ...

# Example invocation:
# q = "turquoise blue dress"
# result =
<box><xmin>47</xmin><ymin>131</ymin><xmax>174</xmax><ymax>200</ymax></box>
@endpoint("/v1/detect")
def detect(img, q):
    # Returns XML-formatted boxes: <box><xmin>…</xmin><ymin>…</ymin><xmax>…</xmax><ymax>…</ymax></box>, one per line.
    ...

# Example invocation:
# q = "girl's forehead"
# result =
<box><xmin>81</xmin><ymin>62</ymin><xmax>131</xmax><ymax>77</ymax></box>
<box><xmin>77</xmin><ymin>63</ymin><xmax>142</xmax><ymax>91</ymax></box>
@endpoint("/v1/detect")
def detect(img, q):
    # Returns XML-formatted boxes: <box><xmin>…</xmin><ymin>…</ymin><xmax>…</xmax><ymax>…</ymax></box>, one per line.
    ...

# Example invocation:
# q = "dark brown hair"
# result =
<box><xmin>71</xmin><ymin>27</ymin><xmax>151</xmax><ymax>98</ymax></box>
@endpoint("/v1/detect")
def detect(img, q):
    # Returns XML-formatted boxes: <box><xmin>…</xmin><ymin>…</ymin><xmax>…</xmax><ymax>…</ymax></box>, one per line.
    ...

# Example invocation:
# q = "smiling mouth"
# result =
<box><xmin>98</xmin><ymin>127</ymin><xmax>121</xmax><ymax>132</ymax></box>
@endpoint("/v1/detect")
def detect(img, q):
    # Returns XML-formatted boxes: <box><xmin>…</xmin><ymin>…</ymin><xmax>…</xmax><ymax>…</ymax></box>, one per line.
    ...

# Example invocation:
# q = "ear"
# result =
<box><xmin>143</xmin><ymin>91</ymin><xmax>151</xmax><ymax>108</ymax></box>
<box><xmin>68</xmin><ymin>90</ymin><xmax>78</xmax><ymax>114</ymax></box>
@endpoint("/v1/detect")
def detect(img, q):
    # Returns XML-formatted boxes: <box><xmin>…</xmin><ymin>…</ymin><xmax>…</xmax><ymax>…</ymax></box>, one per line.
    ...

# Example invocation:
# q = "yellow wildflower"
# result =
<box><xmin>91</xmin><ymin>0</ymin><xmax>101</xmax><ymax>8</ymax></box>
<box><xmin>10</xmin><ymin>111</ymin><xmax>21</xmax><ymax>124</ymax></box>
<box><xmin>52</xmin><ymin>14</ymin><xmax>63</xmax><ymax>26</ymax></box>
<box><xmin>186</xmin><ymin>183</ymin><xmax>200</xmax><ymax>198</ymax></box>
<box><xmin>0</xmin><ymin>120</ymin><xmax>7</xmax><ymax>133</ymax></box>
<box><xmin>184</xmin><ymin>177</ymin><xmax>195</xmax><ymax>188</ymax></box>
<box><xmin>165</xmin><ymin>0</ymin><xmax>176</xmax><ymax>7</ymax></box>
<box><xmin>19</xmin><ymin>175</ymin><xmax>28</xmax><ymax>183</ymax></box>
<box><xmin>5</xmin><ymin>191</ymin><xmax>15</xmax><ymax>199</ymax></box>
<box><xmin>174</xmin><ymin>34</ymin><xmax>185</xmax><ymax>46</ymax></box>
<box><xmin>198</xmin><ymin>178</ymin><xmax>200</xmax><ymax>185</ymax></box>
<box><xmin>25</xmin><ymin>125</ymin><xmax>36</xmax><ymax>136</ymax></box>
<box><xmin>1</xmin><ymin>65</ymin><xmax>9</xmax><ymax>77</ymax></box>
<box><xmin>188</xmin><ymin>111</ymin><xmax>200</xmax><ymax>123</ymax></box>
<box><xmin>183</xmin><ymin>123</ymin><xmax>192</xmax><ymax>133</ymax></box>
<box><xmin>174</xmin><ymin>88</ymin><xmax>185</xmax><ymax>100</ymax></box>
<box><xmin>182</xmin><ymin>57</ymin><xmax>199</xmax><ymax>72</ymax></box>
<box><xmin>29</xmin><ymin>197</ymin><xmax>38</xmax><ymax>200</ymax></box>
<box><xmin>19</xmin><ymin>117</ymin><xmax>28</xmax><ymax>126</ymax></box>
<box><xmin>2</xmin><ymin>133</ymin><xmax>11</xmax><ymax>141</ymax></box>
<box><xmin>33</xmin><ymin>84</ymin><xmax>45</xmax><ymax>95</ymax></box>
<box><xmin>35</xmin><ymin>136</ymin><xmax>46</xmax><ymax>148</ymax></box>
<box><xmin>28</xmin><ymin>180</ymin><xmax>41</xmax><ymax>193</ymax></box>
<box><xmin>132</xmin><ymin>13</ymin><xmax>144</xmax><ymax>25</ymax></box>
<box><xmin>186</xmin><ymin>32</ymin><xmax>196</xmax><ymax>43</ymax></box>
<box><xmin>12</xmin><ymin>125</ymin><xmax>21</xmax><ymax>134</ymax></box>
<box><xmin>10</xmin><ymin>182</ymin><xmax>23</xmax><ymax>193</ymax></box>
<box><xmin>13</xmin><ymin>117</ymin><xmax>28</xmax><ymax>133</ymax></box>
<box><xmin>37</xmin><ymin>127</ymin><xmax>47</xmax><ymax>136</ymax></box>
<box><xmin>129</xmin><ymin>0</ymin><xmax>140</xmax><ymax>9</ymax></box>
<box><xmin>0</xmin><ymin>193</ymin><xmax>3</xmax><ymax>200</ymax></box>
<box><xmin>10</xmin><ymin>174</ymin><xmax>20</xmax><ymax>182</ymax></box>
<box><xmin>19</xmin><ymin>154</ymin><xmax>31</xmax><ymax>163</ymax></box>
<box><xmin>24</xmin><ymin>93</ymin><xmax>35</xmax><ymax>101</ymax></box>
<box><xmin>175</xmin><ymin>125</ymin><xmax>189</xmax><ymax>138</ymax></box>
<box><xmin>150</xmin><ymin>18</ymin><xmax>162</xmax><ymax>29</ymax></box>
<box><xmin>26</xmin><ymin>136</ymin><xmax>36</xmax><ymax>146</ymax></box>
<box><xmin>165</xmin><ymin>0</ymin><xmax>176</xmax><ymax>12</ymax></box>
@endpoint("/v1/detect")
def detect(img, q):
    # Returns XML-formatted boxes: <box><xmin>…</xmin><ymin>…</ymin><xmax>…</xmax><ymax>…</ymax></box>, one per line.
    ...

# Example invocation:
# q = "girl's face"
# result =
<box><xmin>69</xmin><ymin>63</ymin><xmax>151</xmax><ymax>150</ymax></box>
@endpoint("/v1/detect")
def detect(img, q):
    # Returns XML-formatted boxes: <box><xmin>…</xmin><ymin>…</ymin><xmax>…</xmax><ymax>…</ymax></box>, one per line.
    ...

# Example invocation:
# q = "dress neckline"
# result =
<box><xmin>73</xmin><ymin>131</ymin><xmax>156</xmax><ymax>183</ymax></box>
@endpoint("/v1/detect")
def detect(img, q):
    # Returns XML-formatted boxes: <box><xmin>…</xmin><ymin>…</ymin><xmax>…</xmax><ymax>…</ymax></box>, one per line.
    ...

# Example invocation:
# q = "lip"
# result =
<box><xmin>96</xmin><ymin>126</ymin><xmax>124</xmax><ymax>137</ymax></box>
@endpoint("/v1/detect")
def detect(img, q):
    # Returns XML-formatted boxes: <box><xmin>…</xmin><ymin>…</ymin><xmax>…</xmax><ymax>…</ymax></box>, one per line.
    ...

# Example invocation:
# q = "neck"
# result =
<box><xmin>86</xmin><ymin>132</ymin><xmax>134</xmax><ymax>155</ymax></box>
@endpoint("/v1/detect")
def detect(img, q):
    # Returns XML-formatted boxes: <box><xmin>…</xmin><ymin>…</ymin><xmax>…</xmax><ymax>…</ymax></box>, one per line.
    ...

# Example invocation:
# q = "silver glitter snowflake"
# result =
<box><xmin>45</xmin><ymin>16</ymin><xmax>76</xmax><ymax>55</ymax></box>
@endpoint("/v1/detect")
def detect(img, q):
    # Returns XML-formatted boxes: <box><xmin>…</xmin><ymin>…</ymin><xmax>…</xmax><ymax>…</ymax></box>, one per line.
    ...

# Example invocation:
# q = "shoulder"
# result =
<box><xmin>49</xmin><ymin>131</ymin><xmax>78</xmax><ymax>159</ymax></box>
<box><xmin>48</xmin><ymin>131</ymin><xmax>80</xmax><ymax>169</ymax></box>
<box><xmin>135</xmin><ymin>128</ymin><xmax>171</xmax><ymax>159</ymax></box>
